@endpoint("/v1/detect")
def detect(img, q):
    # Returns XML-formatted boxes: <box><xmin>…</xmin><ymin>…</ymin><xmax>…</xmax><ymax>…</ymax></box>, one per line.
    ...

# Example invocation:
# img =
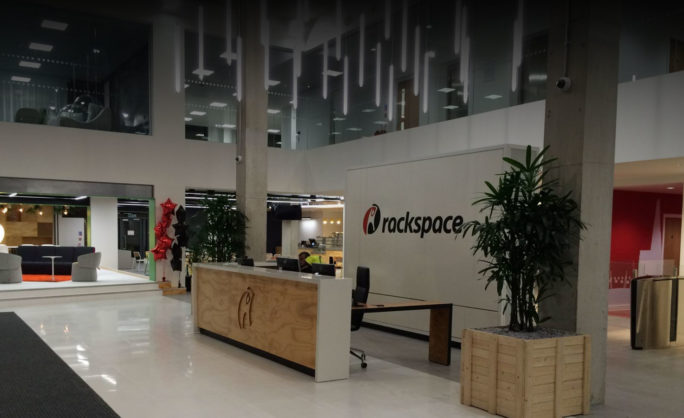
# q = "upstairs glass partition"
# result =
<box><xmin>0</xmin><ymin>3</ymin><xmax>150</xmax><ymax>134</ymax></box>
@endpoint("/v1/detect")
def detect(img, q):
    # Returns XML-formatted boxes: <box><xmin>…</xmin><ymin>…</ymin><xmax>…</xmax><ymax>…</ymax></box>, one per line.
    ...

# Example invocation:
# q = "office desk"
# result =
<box><xmin>353</xmin><ymin>301</ymin><xmax>453</xmax><ymax>365</ymax></box>
<box><xmin>192</xmin><ymin>263</ymin><xmax>351</xmax><ymax>382</ymax></box>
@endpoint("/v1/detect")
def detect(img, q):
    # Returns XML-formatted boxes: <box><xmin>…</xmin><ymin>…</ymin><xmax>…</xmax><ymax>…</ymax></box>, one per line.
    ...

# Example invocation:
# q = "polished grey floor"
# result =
<box><xmin>2</xmin><ymin>293</ymin><xmax>682</xmax><ymax>417</ymax></box>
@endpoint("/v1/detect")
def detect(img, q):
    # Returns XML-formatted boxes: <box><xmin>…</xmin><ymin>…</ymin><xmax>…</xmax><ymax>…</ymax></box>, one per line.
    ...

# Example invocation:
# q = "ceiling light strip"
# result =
<box><xmin>174</xmin><ymin>23</ymin><xmax>182</xmax><ymax>93</ymax></box>
<box><xmin>423</xmin><ymin>52</ymin><xmax>435</xmax><ymax>113</ymax></box>
<box><xmin>460</xmin><ymin>6</ymin><xmax>470</xmax><ymax>104</ymax></box>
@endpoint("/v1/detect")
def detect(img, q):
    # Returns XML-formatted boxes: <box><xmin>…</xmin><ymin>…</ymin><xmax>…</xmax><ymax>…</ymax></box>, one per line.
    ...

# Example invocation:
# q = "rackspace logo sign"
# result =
<box><xmin>362</xmin><ymin>204</ymin><xmax>463</xmax><ymax>238</ymax></box>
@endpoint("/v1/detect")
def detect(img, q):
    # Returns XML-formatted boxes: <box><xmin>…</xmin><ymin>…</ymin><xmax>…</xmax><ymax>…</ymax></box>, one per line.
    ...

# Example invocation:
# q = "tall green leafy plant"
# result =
<box><xmin>190</xmin><ymin>195</ymin><xmax>248</xmax><ymax>263</ymax></box>
<box><xmin>461</xmin><ymin>146</ymin><xmax>585</xmax><ymax>332</ymax></box>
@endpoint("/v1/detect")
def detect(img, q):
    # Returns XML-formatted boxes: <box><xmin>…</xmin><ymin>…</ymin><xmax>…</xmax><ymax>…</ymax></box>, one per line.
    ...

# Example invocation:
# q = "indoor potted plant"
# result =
<box><xmin>189</xmin><ymin>194</ymin><xmax>248</xmax><ymax>263</ymax></box>
<box><xmin>459</xmin><ymin>145</ymin><xmax>590</xmax><ymax>418</ymax></box>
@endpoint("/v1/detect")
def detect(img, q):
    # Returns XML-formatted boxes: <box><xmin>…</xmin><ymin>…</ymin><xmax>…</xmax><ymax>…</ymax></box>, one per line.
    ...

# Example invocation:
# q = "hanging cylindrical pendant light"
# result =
<box><xmin>413</xmin><ymin>25</ymin><xmax>420</xmax><ymax>95</ymax></box>
<box><xmin>174</xmin><ymin>23</ymin><xmax>182</xmax><ymax>92</ymax></box>
<box><xmin>423</xmin><ymin>51</ymin><xmax>435</xmax><ymax>113</ymax></box>
<box><xmin>401</xmin><ymin>0</ymin><xmax>407</xmax><ymax>72</ymax></box>
<box><xmin>460</xmin><ymin>6</ymin><xmax>470</xmax><ymax>103</ymax></box>
<box><xmin>453</xmin><ymin>0</ymin><xmax>461</xmax><ymax>56</ymax></box>
<box><xmin>511</xmin><ymin>0</ymin><xmax>523</xmax><ymax>92</ymax></box>
<box><xmin>388</xmin><ymin>64</ymin><xmax>394</xmax><ymax>121</ymax></box>
<box><xmin>343</xmin><ymin>55</ymin><xmax>349</xmax><ymax>115</ymax></box>
<box><xmin>384</xmin><ymin>0</ymin><xmax>391</xmax><ymax>40</ymax></box>
<box><xmin>323</xmin><ymin>41</ymin><xmax>329</xmax><ymax>99</ymax></box>
<box><xmin>226</xmin><ymin>0</ymin><xmax>232</xmax><ymax>65</ymax></box>
<box><xmin>336</xmin><ymin>0</ymin><xmax>342</xmax><ymax>60</ymax></box>
<box><xmin>236</xmin><ymin>36</ymin><xmax>243</xmax><ymax>101</ymax></box>
<box><xmin>359</xmin><ymin>14</ymin><xmax>365</xmax><ymax>87</ymax></box>
<box><xmin>198</xmin><ymin>5</ymin><xmax>205</xmax><ymax>80</ymax></box>
<box><xmin>375</xmin><ymin>42</ymin><xmax>382</xmax><ymax>107</ymax></box>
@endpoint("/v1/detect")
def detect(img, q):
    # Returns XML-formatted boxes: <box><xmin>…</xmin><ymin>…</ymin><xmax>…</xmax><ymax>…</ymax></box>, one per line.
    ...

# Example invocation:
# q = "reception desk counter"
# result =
<box><xmin>192</xmin><ymin>263</ymin><xmax>352</xmax><ymax>382</ymax></box>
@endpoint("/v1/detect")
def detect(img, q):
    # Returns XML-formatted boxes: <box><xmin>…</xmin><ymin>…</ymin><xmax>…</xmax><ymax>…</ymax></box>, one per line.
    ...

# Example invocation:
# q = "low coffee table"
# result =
<box><xmin>42</xmin><ymin>255</ymin><xmax>62</xmax><ymax>281</ymax></box>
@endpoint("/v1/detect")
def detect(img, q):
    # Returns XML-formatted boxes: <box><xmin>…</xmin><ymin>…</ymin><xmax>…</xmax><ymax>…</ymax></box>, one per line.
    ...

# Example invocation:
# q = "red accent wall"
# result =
<box><xmin>610</xmin><ymin>190</ymin><xmax>682</xmax><ymax>287</ymax></box>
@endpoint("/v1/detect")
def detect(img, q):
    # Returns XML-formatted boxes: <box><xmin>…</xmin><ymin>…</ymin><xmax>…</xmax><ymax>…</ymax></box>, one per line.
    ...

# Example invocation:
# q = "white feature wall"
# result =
<box><xmin>90</xmin><ymin>197</ymin><xmax>118</xmax><ymax>269</ymax></box>
<box><xmin>344</xmin><ymin>145</ymin><xmax>518</xmax><ymax>342</ymax></box>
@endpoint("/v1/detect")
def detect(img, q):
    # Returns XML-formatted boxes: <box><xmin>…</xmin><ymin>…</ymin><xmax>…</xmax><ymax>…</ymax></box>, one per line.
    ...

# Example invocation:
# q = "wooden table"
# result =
<box><xmin>352</xmin><ymin>301</ymin><xmax>453</xmax><ymax>365</ymax></box>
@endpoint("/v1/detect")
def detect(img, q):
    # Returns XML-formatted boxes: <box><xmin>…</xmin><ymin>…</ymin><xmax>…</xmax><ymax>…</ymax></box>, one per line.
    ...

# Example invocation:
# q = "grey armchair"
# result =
<box><xmin>0</xmin><ymin>253</ymin><xmax>23</xmax><ymax>284</ymax></box>
<box><xmin>71</xmin><ymin>252</ymin><xmax>101</xmax><ymax>282</ymax></box>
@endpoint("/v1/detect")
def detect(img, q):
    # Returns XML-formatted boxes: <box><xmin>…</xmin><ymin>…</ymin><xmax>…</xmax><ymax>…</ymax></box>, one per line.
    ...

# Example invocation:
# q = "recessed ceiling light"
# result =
<box><xmin>325</xmin><ymin>70</ymin><xmax>343</xmax><ymax>77</ymax></box>
<box><xmin>189</xmin><ymin>111</ymin><xmax>206</xmax><ymax>116</ymax></box>
<box><xmin>184</xmin><ymin>83</ymin><xmax>189</xmax><ymax>89</ymax></box>
<box><xmin>19</xmin><ymin>60</ymin><xmax>41</xmax><ymax>69</ymax></box>
<box><xmin>267</xmin><ymin>129</ymin><xmax>280</xmax><ymax>134</ymax></box>
<box><xmin>267</xmin><ymin>109</ymin><xmax>280</xmax><ymax>114</ymax></box>
<box><xmin>195</xmin><ymin>133</ymin><xmax>205</xmax><ymax>137</ymax></box>
<box><xmin>333</xmin><ymin>117</ymin><xmax>345</xmax><ymax>121</ymax></box>
<box><xmin>331</xmin><ymin>131</ymin><xmax>341</xmax><ymax>135</ymax></box>
<box><xmin>184</xmin><ymin>117</ymin><xmax>192</xmax><ymax>121</ymax></box>
<box><xmin>275</xmin><ymin>141</ymin><xmax>282</xmax><ymax>145</ymax></box>
<box><xmin>219</xmin><ymin>51</ymin><xmax>238</xmax><ymax>61</ymax></box>
<box><xmin>11</xmin><ymin>76</ymin><xmax>31</xmax><ymax>82</ymax></box>
<box><xmin>666</xmin><ymin>186</ymin><xmax>675</xmax><ymax>190</ymax></box>
<box><xmin>315</xmin><ymin>122</ymin><xmax>323</xmax><ymax>126</ymax></box>
<box><xmin>210</xmin><ymin>102</ymin><xmax>227</xmax><ymax>108</ymax></box>
<box><xmin>443</xmin><ymin>105</ymin><xmax>459</xmax><ymax>110</ymax></box>
<box><xmin>192</xmin><ymin>68</ymin><xmax>214</xmax><ymax>77</ymax></box>
<box><xmin>347</xmin><ymin>127</ymin><xmax>362</xmax><ymax>131</ymax></box>
<box><xmin>268</xmin><ymin>80</ymin><xmax>280</xmax><ymax>86</ymax></box>
<box><xmin>74</xmin><ymin>195</ymin><xmax>88</xmax><ymax>200</ymax></box>
<box><xmin>215</xmin><ymin>123</ymin><xmax>236</xmax><ymax>128</ymax></box>
<box><xmin>437</xmin><ymin>87</ymin><xmax>455</xmax><ymax>93</ymax></box>
<box><xmin>528</xmin><ymin>73</ymin><xmax>548</xmax><ymax>82</ymax></box>
<box><xmin>9</xmin><ymin>193</ymin><xmax>17</xmax><ymax>197</ymax></box>
<box><xmin>41</xmin><ymin>19</ymin><xmax>68</xmax><ymax>31</ymax></box>
<box><xmin>484</xmin><ymin>94</ymin><xmax>502</xmax><ymax>100</ymax></box>
<box><xmin>361</xmin><ymin>108</ymin><xmax>376</xmax><ymax>113</ymax></box>
<box><xmin>29</xmin><ymin>42</ymin><xmax>53</xmax><ymax>52</ymax></box>
<box><xmin>373</xmin><ymin>121</ymin><xmax>386</xmax><ymax>125</ymax></box>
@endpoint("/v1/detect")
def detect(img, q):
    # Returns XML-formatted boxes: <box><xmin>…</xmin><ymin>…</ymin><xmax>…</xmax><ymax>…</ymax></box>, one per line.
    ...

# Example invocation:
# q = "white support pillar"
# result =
<box><xmin>90</xmin><ymin>197</ymin><xmax>118</xmax><ymax>270</ymax></box>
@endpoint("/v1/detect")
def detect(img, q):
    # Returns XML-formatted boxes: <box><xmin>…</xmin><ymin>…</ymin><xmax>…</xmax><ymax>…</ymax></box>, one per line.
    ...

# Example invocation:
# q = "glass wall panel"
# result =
<box><xmin>0</xmin><ymin>3</ymin><xmax>150</xmax><ymax>134</ymax></box>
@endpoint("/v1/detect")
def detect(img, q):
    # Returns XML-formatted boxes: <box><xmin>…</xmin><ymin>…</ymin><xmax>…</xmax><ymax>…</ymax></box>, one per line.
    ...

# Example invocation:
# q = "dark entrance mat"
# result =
<box><xmin>0</xmin><ymin>312</ymin><xmax>119</xmax><ymax>417</ymax></box>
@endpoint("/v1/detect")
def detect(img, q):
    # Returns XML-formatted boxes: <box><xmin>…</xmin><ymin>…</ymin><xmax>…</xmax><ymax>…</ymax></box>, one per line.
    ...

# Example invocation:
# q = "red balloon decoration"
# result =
<box><xmin>154</xmin><ymin>223</ymin><xmax>165</xmax><ymax>239</ymax></box>
<box><xmin>158</xmin><ymin>235</ymin><xmax>174</xmax><ymax>251</ymax></box>
<box><xmin>160</xmin><ymin>215</ymin><xmax>172</xmax><ymax>230</ymax></box>
<box><xmin>161</xmin><ymin>198</ymin><xmax>177</xmax><ymax>216</ymax></box>
<box><xmin>151</xmin><ymin>244</ymin><xmax>167</xmax><ymax>260</ymax></box>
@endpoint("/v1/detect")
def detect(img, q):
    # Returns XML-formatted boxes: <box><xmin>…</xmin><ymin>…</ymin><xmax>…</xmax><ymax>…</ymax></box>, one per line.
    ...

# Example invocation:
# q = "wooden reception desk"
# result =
<box><xmin>192</xmin><ymin>263</ymin><xmax>352</xmax><ymax>382</ymax></box>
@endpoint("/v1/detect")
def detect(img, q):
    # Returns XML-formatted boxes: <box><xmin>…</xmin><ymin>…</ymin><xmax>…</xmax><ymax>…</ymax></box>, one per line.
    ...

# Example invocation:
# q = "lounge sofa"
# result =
<box><xmin>15</xmin><ymin>246</ymin><xmax>96</xmax><ymax>275</ymax></box>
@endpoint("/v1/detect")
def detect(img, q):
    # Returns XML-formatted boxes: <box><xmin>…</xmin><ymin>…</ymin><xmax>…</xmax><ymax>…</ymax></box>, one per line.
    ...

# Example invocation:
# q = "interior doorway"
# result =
<box><xmin>664</xmin><ymin>216</ymin><xmax>681</xmax><ymax>275</ymax></box>
<box><xmin>670</xmin><ymin>38</ymin><xmax>684</xmax><ymax>73</ymax></box>
<box><xmin>397</xmin><ymin>79</ymin><xmax>418</xmax><ymax>131</ymax></box>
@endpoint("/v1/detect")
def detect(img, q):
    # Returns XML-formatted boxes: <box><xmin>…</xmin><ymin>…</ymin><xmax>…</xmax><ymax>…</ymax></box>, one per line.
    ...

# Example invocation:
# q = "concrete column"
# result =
<box><xmin>540</xmin><ymin>1</ymin><xmax>621</xmax><ymax>405</ymax></box>
<box><xmin>90</xmin><ymin>197</ymin><xmax>118</xmax><ymax>270</ymax></box>
<box><xmin>281</xmin><ymin>221</ymin><xmax>301</xmax><ymax>258</ymax></box>
<box><xmin>236</xmin><ymin>1</ymin><xmax>267</xmax><ymax>261</ymax></box>
<box><xmin>151</xmin><ymin>14</ymin><xmax>185</xmax><ymax>140</ymax></box>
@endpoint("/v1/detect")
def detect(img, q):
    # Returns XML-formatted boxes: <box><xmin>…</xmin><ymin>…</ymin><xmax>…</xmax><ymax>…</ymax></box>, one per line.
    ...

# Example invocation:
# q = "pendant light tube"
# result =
<box><xmin>292</xmin><ymin>60</ymin><xmax>298</xmax><ymax>109</ymax></box>
<box><xmin>343</xmin><ymin>55</ymin><xmax>349</xmax><ymax>115</ymax></box>
<box><xmin>226</xmin><ymin>0</ymin><xmax>232</xmax><ymax>65</ymax></box>
<box><xmin>401</xmin><ymin>0</ymin><xmax>407</xmax><ymax>71</ymax></box>
<box><xmin>453</xmin><ymin>0</ymin><xmax>461</xmax><ymax>56</ymax></box>
<box><xmin>413</xmin><ymin>25</ymin><xmax>420</xmax><ymax>95</ymax></box>
<box><xmin>511</xmin><ymin>0</ymin><xmax>523</xmax><ymax>92</ymax></box>
<box><xmin>323</xmin><ymin>41</ymin><xmax>328</xmax><ymax>99</ymax></box>
<box><xmin>375</xmin><ymin>42</ymin><xmax>382</xmax><ymax>107</ymax></box>
<box><xmin>460</xmin><ymin>6</ymin><xmax>470</xmax><ymax>103</ymax></box>
<box><xmin>359</xmin><ymin>14</ymin><xmax>365</xmax><ymax>87</ymax></box>
<box><xmin>198</xmin><ymin>5</ymin><xmax>205</xmax><ymax>80</ymax></box>
<box><xmin>236</xmin><ymin>36</ymin><xmax>243</xmax><ymax>101</ymax></box>
<box><xmin>423</xmin><ymin>51</ymin><xmax>435</xmax><ymax>113</ymax></box>
<box><xmin>264</xmin><ymin>21</ymin><xmax>270</xmax><ymax>90</ymax></box>
<box><xmin>388</xmin><ymin>64</ymin><xmax>394</xmax><ymax>121</ymax></box>
<box><xmin>336</xmin><ymin>0</ymin><xmax>342</xmax><ymax>60</ymax></box>
<box><xmin>384</xmin><ymin>0</ymin><xmax>391</xmax><ymax>40</ymax></box>
<box><xmin>174</xmin><ymin>23</ymin><xmax>182</xmax><ymax>92</ymax></box>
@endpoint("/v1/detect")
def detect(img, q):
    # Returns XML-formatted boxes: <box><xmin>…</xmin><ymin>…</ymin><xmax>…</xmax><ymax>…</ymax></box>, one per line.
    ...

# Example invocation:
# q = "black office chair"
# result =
<box><xmin>351</xmin><ymin>266</ymin><xmax>370</xmax><ymax>368</ymax></box>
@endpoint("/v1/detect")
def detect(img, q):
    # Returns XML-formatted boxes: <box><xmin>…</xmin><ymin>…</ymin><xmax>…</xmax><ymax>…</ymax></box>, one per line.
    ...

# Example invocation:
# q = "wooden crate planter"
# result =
<box><xmin>461</xmin><ymin>328</ymin><xmax>591</xmax><ymax>418</ymax></box>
